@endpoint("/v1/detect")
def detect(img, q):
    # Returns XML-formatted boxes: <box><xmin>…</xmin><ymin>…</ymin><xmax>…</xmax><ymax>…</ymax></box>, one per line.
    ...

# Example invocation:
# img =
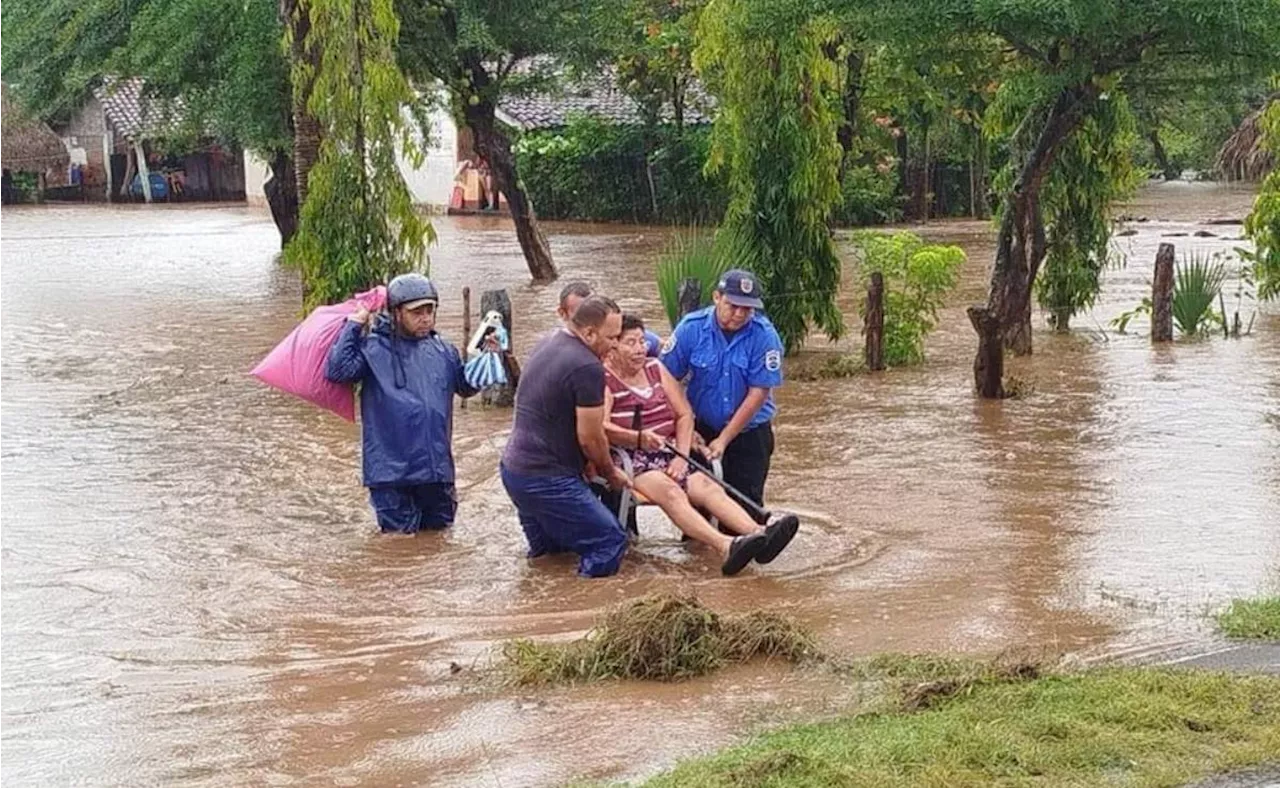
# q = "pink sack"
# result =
<box><xmin>250</xmin><ymin>286</ymin><xmax>387</xmax><ymax>421</ymax></box>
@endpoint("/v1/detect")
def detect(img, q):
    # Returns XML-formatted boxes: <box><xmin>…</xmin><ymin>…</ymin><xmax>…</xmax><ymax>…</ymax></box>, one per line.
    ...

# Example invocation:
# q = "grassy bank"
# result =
<box><xmin>1216</xmin><ymin>596</ymin><xmax>1280</xmax><ymax>640</ymax></box>
<box><xmin>643</xmin><ymin>666</ymin><xmax>1280</xmax><ymax>787</ymax></box>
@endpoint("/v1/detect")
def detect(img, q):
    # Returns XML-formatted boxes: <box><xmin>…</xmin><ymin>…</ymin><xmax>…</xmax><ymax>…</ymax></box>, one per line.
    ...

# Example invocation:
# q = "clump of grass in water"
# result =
<box><xmin>501</xmin><ymin>594</ymin><xmax>817</xmax><ymax>685</ymax></box>
<box><xmin>1217</xmin><ymin>596</ymin><xmax>1280</xmax><ymax>640</ymax></box>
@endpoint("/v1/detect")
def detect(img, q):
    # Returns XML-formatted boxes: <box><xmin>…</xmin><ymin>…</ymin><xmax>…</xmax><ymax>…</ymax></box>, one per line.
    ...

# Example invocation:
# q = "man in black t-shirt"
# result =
<box><xmin>500</xmin><ymin>296</ymin><xmax>632</xmax><ymax>577</ymax></box>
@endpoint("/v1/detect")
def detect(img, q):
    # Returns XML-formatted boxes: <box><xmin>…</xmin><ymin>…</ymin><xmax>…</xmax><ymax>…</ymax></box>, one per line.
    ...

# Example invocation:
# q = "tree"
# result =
<box><xmin>395</xmin><ymin>0</ymin><xmax>618</xmax><ymax>282</ymax></box>
<box><xmin>284</xmin><ymin>0</ymin><xmax>433</xmax><ymax>309</ymax></box>
<box><xmin>936</xmin><ymin>0</ymin><xmax>1280</xmax><ymax>397</ymax></box>
<box><xmin>1244</xmin><ymin>96</ymin><xmax>1280</xmax><ymax>301</ymax></box>
<box><xmin>1034</xmin><ymin>97</ymin><xmax>1140</xmax><ymax>332</ymax></box>
<box><xmin>613</xmin><ymin>0</ymin><xmax>705</xmax><ymax>133</ymax></box>
<box><xmin>696</xmin><ymin>0</ymin><xmax>845</xmax><ymax>353</ymax></box>
<box><xmin>1</xmin><ymin>0</ymin><xmax>301</xmax><ymax>244</ymax></box>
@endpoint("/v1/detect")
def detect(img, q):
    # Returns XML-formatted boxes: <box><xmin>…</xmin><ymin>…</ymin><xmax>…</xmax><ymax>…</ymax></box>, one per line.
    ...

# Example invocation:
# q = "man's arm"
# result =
<box><xmin>577</xmin><ymin>404</ymin><xmax>629</xmax><ymax>489</ymax></box>
<box><xmin>707</xmin><ymin>387</ymin><xmax>769</xmax><ymax>458</ymax></box>
<box><xmin>325</xmin><ymin>313</ymin><xmax>372</xmax><ymax>383</ymax></box>
<box><xmin>451</xmin><ymin>345</ymin><xmax>480</xmax><ymax>399</ymax></box>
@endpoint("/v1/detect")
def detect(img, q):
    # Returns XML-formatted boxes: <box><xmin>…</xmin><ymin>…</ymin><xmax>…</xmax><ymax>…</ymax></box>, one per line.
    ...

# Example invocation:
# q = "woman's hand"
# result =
<box><xmin>638</xmin><ymin>429</ymin><xmax>665</xmax><ymax>451</ymax></box>
<box><xmin>666</xmin><ymin>457</ymin><xmax>689</xmax><ymax>482</ymax></box>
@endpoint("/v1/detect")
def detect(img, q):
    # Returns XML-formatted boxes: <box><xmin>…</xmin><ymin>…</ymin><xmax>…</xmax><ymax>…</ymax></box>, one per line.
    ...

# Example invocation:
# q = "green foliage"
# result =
<box><xmin>1035</xmin><ymin>94</ymin><xmax>1141</xmax><ymax>330</ymax></box>
<box><xmin>696</xmin><ymin>0</ymin><xmax>846</xmax><ymax>354</ymax></box>
<box><xmin>1172</xmin><ymin>251</ymin><xmax>1228</xmax><ymax>336</ymax></box>
<box><xmin>513</xmin><ymin>116</ymin><xmax>726</xmax><ymax>223</ymax></box>
<box><xmin>1244</xmin><ymin>98</ymin><xmax>1280</xmax><ymax>301</ymax></box>
<box><xmin>1110</xmin><ymin>297</ymin><xmax>1153</xmax><ymax>334</ymax></box>
<box><xmin>395</xmin><ymin>0</ymin><xmax>615</xmax><ymax>119</ymax></box>
<box><xmin>832</xmin><ymin>164</ymin><xmax>903</xmax><ymax>226</ymax></box>
<box><xmin>853</xmin><ymin>231</ymin><xmax>965</xmax><ymax>366</ymax></box>
<box><xmin>1</xmin><ymin>0</ymin><xmax>291</xmax><ymax>160</ymax></box>
<box><xmin>1217</xmin><ymin>596</ymin><xmax>1280</xmax><ymax>640</ymax></box>
<box><xmin>654</xmin><ymin>226</ymin><xmax>751</xmax><ymax>329</ymax></box>
<box><xmin>284</xmin><ymin>0</ymin><xmax>433</xmax><ymax>309</ymax></box>
<box><xmin>612</xmin><ymin>0</ymin><xmax>705</xmax><ymax>128</ymax></box>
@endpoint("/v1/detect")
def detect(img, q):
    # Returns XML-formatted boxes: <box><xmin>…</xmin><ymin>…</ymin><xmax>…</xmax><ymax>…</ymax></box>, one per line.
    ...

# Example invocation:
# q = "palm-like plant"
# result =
<box><xmin>656</xmin><ymin>227</ymin><xmax>755</xmax><ymax>329</ymax></box>
<box><xmin>1172</xmin><ymin>252</ymin><xmax>1228</xmax><ymax>336</ymax></box>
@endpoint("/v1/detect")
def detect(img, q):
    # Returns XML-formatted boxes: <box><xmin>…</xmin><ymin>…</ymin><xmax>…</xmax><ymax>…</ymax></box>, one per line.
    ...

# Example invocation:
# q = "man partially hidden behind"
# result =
<box><xmin>326</xmin><ymin>273</ymin><xmax>479</xmax><ymax>533</ymax></box>
<box><xmin>660</xmin><ymin>269</ymin><xmax>784</xmax><ymax>511</ymax></box>
<box><xmin>557</xmin><ymin>280</ymin><xmax>662</xmax><ymax>357</ymax></box>
<box><xmin>500</xmin><ymin>295</ymin><xmax>632</xmax><ymax>577</ymax></box>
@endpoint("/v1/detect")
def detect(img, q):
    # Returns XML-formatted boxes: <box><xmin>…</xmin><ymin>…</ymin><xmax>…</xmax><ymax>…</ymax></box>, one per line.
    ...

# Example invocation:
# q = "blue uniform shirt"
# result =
<box><xmin>659</xmin><ymin>306</ymin><xmax>784</xmax><ymax>432</ymax></box>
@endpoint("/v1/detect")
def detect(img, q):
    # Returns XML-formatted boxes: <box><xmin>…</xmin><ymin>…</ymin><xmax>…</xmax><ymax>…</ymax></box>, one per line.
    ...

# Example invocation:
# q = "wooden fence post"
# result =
<box><xmin>864</xmin><ymin>272</ymin><xmax>885</xmax><ymax>371</ymax></box>
<box><xmin>677</xmin><ymin>277</ymin><xmax>702</xmax><ymax>321</ymax></box>
<box><xmin>1152</xmin><ymin>242</ymin><xmax>1175</xmax><ymax>343</ymax></box>
<box><xmin>480</xmin><ymin>288</ymin><xmax>515</xmax><ymax>407</ymax></box>
<box><xmin>460</xmin><ymin>286</ymin><xmax>471</xmax><ymax>410</ymax></box>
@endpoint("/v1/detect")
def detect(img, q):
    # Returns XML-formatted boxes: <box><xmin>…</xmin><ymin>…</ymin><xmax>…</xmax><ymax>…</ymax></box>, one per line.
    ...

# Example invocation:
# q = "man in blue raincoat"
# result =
<box><xmin>326</xmin><ymin>273</ymin><xmax>481</xmax><ymax>533</ymax></box>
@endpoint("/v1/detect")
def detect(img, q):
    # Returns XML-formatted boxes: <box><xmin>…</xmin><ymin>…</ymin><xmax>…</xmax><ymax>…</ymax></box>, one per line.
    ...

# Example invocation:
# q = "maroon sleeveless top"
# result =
<box><xmin>605</xmin><ymin>359</ymin><xmax>676</xmax><ymax>439</ymax></box>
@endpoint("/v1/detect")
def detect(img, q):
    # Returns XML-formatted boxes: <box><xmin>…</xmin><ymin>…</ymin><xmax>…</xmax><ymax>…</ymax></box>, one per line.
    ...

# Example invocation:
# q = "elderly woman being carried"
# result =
<box><xmin>602</xmin><ymin>314</ymin><xmax>799</xmax><ymax>576</ymax></box>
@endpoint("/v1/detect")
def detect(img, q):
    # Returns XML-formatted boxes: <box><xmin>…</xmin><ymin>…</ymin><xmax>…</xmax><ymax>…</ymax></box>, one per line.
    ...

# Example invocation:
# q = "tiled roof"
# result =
<box><xmin>497</xmin><ymin>67</ymin><xmax>713</xmax><ymax>131</ymax></box>
<box><xmin>93</xmin><ymin>77</ymin><xmax>187</xmax><ymax>141</ymax></box>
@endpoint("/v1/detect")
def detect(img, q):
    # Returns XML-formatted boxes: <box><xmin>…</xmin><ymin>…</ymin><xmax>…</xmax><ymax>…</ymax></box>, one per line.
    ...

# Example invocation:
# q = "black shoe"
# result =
<box><xmin>755</xmin><ymin>514</ymin><xmax>799</xmax><ymax>564</ymax></box>
<box><xmin>721</xmin><ymin>533</ymin><xmax>767</xmax><ymax>576</ymax></box>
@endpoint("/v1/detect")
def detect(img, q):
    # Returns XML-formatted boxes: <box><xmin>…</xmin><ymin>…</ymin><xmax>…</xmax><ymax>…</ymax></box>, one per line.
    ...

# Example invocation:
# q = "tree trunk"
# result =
<box><xmin>896</xmin><ymin>127</ymin><xmax>909</xmax><ymax>202</ymax></box>
<box><xmin>466</xmin><ymin>105</ymin><xmax>557</xmax><ymax>282</ymax></box>
<box><xmin>1148</xmin><ymin>129</ymin><xmax>1180</xmax><ymax>181</ymax></box>
<box><xmin>919</xmin><ymin>115</ymin><xmax>931</xmax><ymax>220</ymax></box>
<box><xmin>971</xmin><ymin>84</ymin><xmax>1098</xmax><ymax>396</ymax></box>
<box><xmin>281</xmin><ymin>0</ymin><xmax>321</xmax><ymax>206</ymax></box>
<box><xmin>968</xmin><ymin>306</ymin><xmax>1004</xmax><ymax>397</ymax></box>
<box><xmin>264</xmin><ymin>150</ymin><xmax>299</xmax><ymax>246</ymax></box>
<box><xmin>836</xmin><ymin>49</ymin><xmax>865</xmax><ymax>182</ymax></box>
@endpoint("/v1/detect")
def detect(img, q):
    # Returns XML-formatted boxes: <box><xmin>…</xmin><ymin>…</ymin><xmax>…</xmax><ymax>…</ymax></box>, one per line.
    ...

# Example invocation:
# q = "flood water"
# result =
<box><xmin>2</xmin><ymin>182</ymin><xmax>1277</xmax><ymax>786</ymax></box>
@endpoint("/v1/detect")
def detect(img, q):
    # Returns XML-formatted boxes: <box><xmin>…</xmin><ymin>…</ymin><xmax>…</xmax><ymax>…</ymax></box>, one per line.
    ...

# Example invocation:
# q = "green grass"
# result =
<box><xmin>643</xmin><ymin>667</ymin><xmax>1280</xmax><ymax>787</ymax></box>
<box><xmin>1217</xmin><ymin>596</ymin><xmax>1280</xmax><ymax>640</ymax></box>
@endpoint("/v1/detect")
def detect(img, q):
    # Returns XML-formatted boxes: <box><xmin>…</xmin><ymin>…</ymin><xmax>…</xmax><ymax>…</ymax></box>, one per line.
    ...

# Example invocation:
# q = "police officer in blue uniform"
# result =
<box><xmin>660</xmin><ymin>269</ymin><xmax>784</xmax><ymax>515</ymax></box>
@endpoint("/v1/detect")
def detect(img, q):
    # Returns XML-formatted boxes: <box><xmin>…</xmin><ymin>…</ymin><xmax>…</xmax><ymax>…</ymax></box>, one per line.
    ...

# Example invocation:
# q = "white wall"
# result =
<box><xmin>398</xmin><ymin>104</ymin><xmax>458</xmax><ymax>210</ymax></box>
<box><xmin>242</xmin><ymin>102</ymin><xmax>457</xmax><ymax>213</ymax></box>
<box><xmin>243</xmin><ymin>150</ymin><xmax>270</xmax><ymax>208</ymax></box>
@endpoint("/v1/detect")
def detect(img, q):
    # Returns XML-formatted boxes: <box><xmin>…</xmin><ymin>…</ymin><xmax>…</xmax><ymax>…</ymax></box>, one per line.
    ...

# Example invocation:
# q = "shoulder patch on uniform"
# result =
<box><xmin>660</xmin><ymin>334</ymin><xmax>677</xmax><ymax>355</ymax></box>
<box><xmin>765</xmin><ymin>349</ymin><xmax>782</xmax><ymax>371</ymax></box>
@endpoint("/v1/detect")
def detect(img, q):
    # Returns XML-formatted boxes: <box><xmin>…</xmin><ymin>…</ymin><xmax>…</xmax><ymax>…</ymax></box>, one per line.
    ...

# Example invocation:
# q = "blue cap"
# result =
<box><xmin>715</xmin><ymin>269</ymin><xmax>764</xmax><ymax>309</ymax></box>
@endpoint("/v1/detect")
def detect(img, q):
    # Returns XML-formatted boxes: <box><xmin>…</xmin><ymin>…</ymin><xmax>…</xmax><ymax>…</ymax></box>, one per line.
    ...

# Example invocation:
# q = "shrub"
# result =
<box><xmin>852</xmin><ymin>231</ymin><xmax>965</xmax><ymax>366</ymax></box>
<box><xmin>832</xmin><ymin>164</ymin><xmax>903</xmax><ymax>226</ymax></box>
<box><xmin>513</xmin><ymin>115</ymin><xmax>727</xmax><ymax>224</ymax></box>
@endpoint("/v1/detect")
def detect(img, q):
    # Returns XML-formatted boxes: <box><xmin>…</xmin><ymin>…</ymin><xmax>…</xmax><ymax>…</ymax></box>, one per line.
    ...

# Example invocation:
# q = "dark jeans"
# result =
<box><xmin>696</xmin><ymin>420</ymin><xmax>774</xmax><ymax>513</ymax></box>
<box><xmin>500</xmin><ymin>464</ymin><xmax>628</xmax><ymax>578</ymax></box>
<box><xmin>368</xmin><ymin>482</ymin><xmax>457</xmax><ymax>533</ymax></box>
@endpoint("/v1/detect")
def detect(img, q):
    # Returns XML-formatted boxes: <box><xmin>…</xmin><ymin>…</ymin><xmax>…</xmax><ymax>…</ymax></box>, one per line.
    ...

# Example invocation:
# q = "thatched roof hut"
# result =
<box><xmin>1214</xmin><ymin>100</ymin><xmax>1276</xmax><ymax>182</ymax></box>
<box><xmin>2</xmin><ymin>83</ymin><xmax>70</xmax><ymax>173</ymax></box>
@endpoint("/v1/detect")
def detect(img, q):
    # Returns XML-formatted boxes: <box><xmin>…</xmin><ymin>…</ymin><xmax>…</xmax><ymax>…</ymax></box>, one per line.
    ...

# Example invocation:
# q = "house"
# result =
<box><xmin>245</xmin><ymin>69</ymin><xmax>709</xmax><ymax>215</ymax></box>
<box><xmin>2</xmin><ymin>83</ymin><xmax>71</xmax><ymax>203</ymax></box>
<box><xmin>58</xmin><ymin>77</ymin><xmax>246</xmax><ymax>203</ymax></box>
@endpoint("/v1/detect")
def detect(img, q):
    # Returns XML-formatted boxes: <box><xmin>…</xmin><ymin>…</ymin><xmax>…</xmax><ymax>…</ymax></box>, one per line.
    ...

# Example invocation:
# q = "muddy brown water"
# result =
<box><xmin>2</xmin><ymin>182</ymin><xmax>1277</xmax><ymax>786</ymax></box>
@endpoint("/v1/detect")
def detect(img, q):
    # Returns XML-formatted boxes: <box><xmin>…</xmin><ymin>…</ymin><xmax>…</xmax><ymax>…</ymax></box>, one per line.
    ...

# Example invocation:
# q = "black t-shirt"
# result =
<box><xmin>502</xmin><ymin>330</ymin><xmax>605</xmax><ymax>476</ymax></box>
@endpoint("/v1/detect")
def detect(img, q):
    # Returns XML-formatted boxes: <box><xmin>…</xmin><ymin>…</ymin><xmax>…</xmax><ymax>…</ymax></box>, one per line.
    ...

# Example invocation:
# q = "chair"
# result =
<box><xmin>596</xmin><ymin>446</ymin><xmax>724</xmax><ymax>538</ymax></box>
